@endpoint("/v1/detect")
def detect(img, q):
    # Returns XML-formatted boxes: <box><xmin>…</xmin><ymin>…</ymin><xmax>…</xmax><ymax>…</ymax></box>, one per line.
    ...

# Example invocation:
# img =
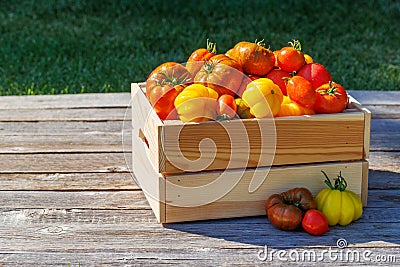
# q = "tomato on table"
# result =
<box><xmin>302</xmin><ymin>209</ymin><xmax>330</xmax><ymax>236</ymax></box>
<box><xmin>265</xmin><ymin>187</ymin><xmax>317</xmax><ymax>231</ymax></box>
<box><xmin>315</xmin><ymin>171</ymin><xmax>363</xmax><ymax>226</ymax></box>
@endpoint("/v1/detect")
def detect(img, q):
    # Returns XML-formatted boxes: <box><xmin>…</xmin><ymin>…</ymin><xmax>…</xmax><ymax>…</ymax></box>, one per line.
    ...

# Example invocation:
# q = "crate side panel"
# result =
<box><xmin>161</xmin><ymin>112</ymin><xmax>366</xmax><ymax>174</ymax></box>
<box><xmin>131</xmin><ymin>83</ymin><xmax>164</xmax><ymax>173</ymax></box>
<box><xmin>164</xmin><ymin>161</ymin><xmax>365</xmax><ymax>223</ymax></box>
<box><xmin>132</xmin><ymin>135</ymin><xmax>165</xmax><ymax>223</ymax></box>
<box><xmin>274</xmin><ymin>114</ymin><xmax>365</xmax><ymax>165</ymax></box>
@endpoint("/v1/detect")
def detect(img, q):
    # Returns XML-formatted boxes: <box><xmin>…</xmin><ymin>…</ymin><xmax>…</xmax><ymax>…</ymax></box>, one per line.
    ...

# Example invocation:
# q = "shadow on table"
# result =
<box><xmin>165</xmin><ymin>170</ymin><xmax>400</xmax><ymax>248</ymax></box>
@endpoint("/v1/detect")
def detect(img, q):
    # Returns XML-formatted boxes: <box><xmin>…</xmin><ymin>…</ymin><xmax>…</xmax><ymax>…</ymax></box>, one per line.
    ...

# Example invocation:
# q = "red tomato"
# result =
<box><xmin>302</xmin><ymin>209</ymin><xmax>330</xmax><ymax>236</ymax></box>
<box><xmin>286</xmin><ymin>76</ymin><xmax>316</xmax><ymax>108</ymax></box>
<box><xmin>314</xmin><ymin>82</ymin><xmax>348</xmax><ymax>114</ymax></box>
<box><xmin>274</xmin><ymin>40</ymin><xmax>305</xmax><ymax>73</ymax></box>
<box><xmin>266</xmin><ymin>69</ymin><xmax>291</xmax><ymax>95</ymax></box>
<box><xmin>297</xmin><ymin>62</ymin><xmax>332</xmax><ymax>89</ymax></box>
<box><xmin>217</xmin><ymin>94</ymin><xmax>237</xmax><ymax>119</ymax></box>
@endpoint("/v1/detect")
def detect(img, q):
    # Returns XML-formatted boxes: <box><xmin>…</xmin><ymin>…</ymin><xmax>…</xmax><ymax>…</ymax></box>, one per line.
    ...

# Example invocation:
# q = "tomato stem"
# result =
<box><xmin>317</xmin><ymin>82</ymin><xmax>342</xmax><ymax>96</ymax></box>
<box><xmin>206</xmin><ymin>39</ymin><xmax>217</xmax><ymax>54</ymax></box>
<box><xmin>203</xmin><ymin>61</ymin><xmax>215</xmax><ymax>74</ymax></box>
<box><xmin>321</xmin><ymin>170</ymin><xmax>348</xmax><ymax>191</ymax></box>
<box><xmin>288</xmin><ymin>40</ymin><xmax>302</xmax><ymax>51</ymax></box>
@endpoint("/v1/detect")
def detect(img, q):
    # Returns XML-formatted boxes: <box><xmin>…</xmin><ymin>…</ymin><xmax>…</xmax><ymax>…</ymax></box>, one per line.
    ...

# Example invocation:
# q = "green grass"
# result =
<box><xmin>0</xmin><ymin>0</ymin><xmax>399</xmax><ymax>95</ymax></box>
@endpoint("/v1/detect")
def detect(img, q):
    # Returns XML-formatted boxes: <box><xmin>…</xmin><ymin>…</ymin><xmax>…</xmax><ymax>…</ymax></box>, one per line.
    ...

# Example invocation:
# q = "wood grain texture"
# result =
<box><xmin>0</xmin><ymin>90</ymin><xmax>398</xmax><ymax>266</ymax></box>
<box><xmin>0</xmin><ymin>93</ymin><xmax>131</xmax><ymax>109</ymax></box>
<box><xmin>348</xmin><ymin>90</ymin><xmax>400</xmax><ymax>105</ymax></box>
<box><xmin>0</xmin><ymin>153</ymin><xmax>131</xmax><ymax>173</ymax></box>
<box><xmin>164</xmin><ymin>161</ymin><xmax>366</xmax><ymax>223</ymax></box>
<box><xmin>0</xmin><ymin>107</ymin><xmax>131</xmax><ymax>122</ymax></box>
<box><xmin>0</xmin><ymin>173</ymin><xmax>137</xmax><ymax>190</ymax></box>
<box><xmin>161</xmin><ymin>112</ymin><xmax>367</xmax><ymax>174</ymax></box>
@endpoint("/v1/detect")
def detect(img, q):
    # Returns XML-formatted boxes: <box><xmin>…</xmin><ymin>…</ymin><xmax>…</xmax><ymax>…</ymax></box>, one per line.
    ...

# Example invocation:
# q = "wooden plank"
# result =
<box><xmin>0</xmin><ymin>207</ymin><xmax>399</xmax><ymax>249</ymax></box>
<box><xmin>0</xmin><ymin>188</ymin><xmax>397</xmax><ymax>211</ymax></box>
<box><xmin>0</xmin><ymin>133</ymin><xmax>131</xmax><ymax>153</ymax></box>
<box><xmin>0</xmin><ymin>93</ymin><xmax>131</xmax><ymax>109</ymax></box>
<box><xmin>370</xmin><ymin>119</ymin><xmax>400</xmax><ymax>151</ymax></box>
<box><xmin>161</xmin><ymin>112</ymin><xmax>366</xmax><ymax>174</ymax></box>
<box><xmin>0</xmin><ymin>107</ymin><xmax>131</xmax><ymax>122</ymax></box>
<box><xmin>0</xmin><ymin>247</ymin><xmax>398</xmax><ymax>266</ymax></box>
<box><xmin>0</xmin><ymin>121</ymin><xmax>128</xmax><ymax>135</ymax></box>
<box><xmin>366</xmin><ymin>105</ymin><xmax>400</xmax><ymax>119</ymax></box>
<box><xmin>369</xmin><ymin>152</ymin><xmax>400</xmax><ymax>173</ymax></box>
<box><xmin>0</xmin><ymin>173</ymin><xmax>138</xmax><ymax>190</ymax></box>
<box><xmin>0</xmin><ymin>153</ymin><xmax>131</xmax><ymax>173</ymax></box>
<box><xmin>348</xmin><ymin>90</ymin><xmax>400</xmax><ymax>105</ymax></box>
<box><xmin>0</xmin><ymin>191</ymin><xmax>148</xmax><ymax>209</ymax></box>
<box><xmin>164</xmin><ymin>161</ymin><xmax>365</xmax><ymax>223</ymax></box>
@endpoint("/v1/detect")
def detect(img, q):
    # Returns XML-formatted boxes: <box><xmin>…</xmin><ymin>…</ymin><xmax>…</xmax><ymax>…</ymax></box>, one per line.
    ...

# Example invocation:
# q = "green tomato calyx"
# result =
<box><xmin>321</xmin><ymin>170</ymin><xmax>348</xmax><ymax>192</ymax></box>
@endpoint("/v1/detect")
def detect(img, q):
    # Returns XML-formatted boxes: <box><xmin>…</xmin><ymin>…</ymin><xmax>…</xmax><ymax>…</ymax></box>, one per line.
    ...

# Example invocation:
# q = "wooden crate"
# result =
<box><xmin>131</xmin><ymin>83</ymin><xmax>371</xmax><ymax>223</ymax></box>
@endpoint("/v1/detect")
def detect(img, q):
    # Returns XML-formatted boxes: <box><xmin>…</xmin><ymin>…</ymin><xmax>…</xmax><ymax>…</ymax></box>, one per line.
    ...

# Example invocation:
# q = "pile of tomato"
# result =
<box><xmin>266</xmin><ymin>171</ymin><xmax>363</xmax><ymax>236</ymax></box>
<box><xmin>146</xmin><ymin>39</ymin><xmax>349</xmax><ymax>122</ymax></box>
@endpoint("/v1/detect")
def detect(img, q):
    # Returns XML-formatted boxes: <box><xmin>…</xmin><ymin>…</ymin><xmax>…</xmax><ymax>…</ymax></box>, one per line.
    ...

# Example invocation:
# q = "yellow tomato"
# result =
<box><xmin>276</xmin><ymin>97</ymin><xmax>315</xmax><ymax>117</ymax></box>
<box><xmin>304</xmin><ymin>53</ymin><xmax>314</xmax><ymax>64</ymax></box>
<box><xmin>315</xmin><ymin>171</ymin><xmax>363</xmax><ymax>226</ymax></box>
<box><xmin>242</xmin><ymin>78</ymin><xmax>283</xmax><ymax>118</ymax></box>
<box><xmin>174</xmin><ymin>84</ymin><xmax>219</xmax><ymax>122</ymax></box>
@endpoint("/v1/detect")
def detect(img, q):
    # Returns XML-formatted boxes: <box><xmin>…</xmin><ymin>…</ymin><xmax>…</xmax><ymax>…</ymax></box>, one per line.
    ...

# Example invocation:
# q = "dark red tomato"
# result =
<box><xmin>265</xmin><ymin>187</ymin><xmax>317</xmax><ymax>231</ymax></box>
<box><xmin>302</xmin><ymin>209</ymin><xmax>330</xmax><ymax>236</ymax></box>
<box><xmin>266</xmin><ymin>69</ymin><xmax>291</xmax><ymax>95</ymax></box>
<box><xmin>217</xmin><ymin>94</ymin><xmax>237</xmax><ymax>119</ymax></box>
<box><xmin>314</xmin><ymin>82</ymin><xmax>348</xmax><ymax>114</ymax></box>
<box><xmin>274</xmin><ymin>40</ymin><xmax>305</xmax><ymax>73</ymax></box>
<box><xmin>297</xmin><ymin>62</ymin><xmax>332</xmax><ymax>89</ymax></box>
<box><xmin>146</xmin><ymin>62</ymin><xmax>192</xmax><ymax>120</ymax></box>
<box><xmin>228</xmin><ymin>40</ymin><xmax>276</xmax><ymax>76</ymax></box>
<box><xmin>186</xmin><ymin>39</ymin><xmax>217</xmax><ymax>76</ymax></box>
<box><xmin>286</xmin><ymin>76</ymin><xmax>316</xmax><ymax>108</ymax></box>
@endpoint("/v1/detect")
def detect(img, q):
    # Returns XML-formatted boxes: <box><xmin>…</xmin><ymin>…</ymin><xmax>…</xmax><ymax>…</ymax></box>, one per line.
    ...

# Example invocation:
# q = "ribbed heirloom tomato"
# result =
<box><xmin>265</xmin><ymin>187</ymin><xmax>317</xmax><ymax>231</ymax></box>
<box><xmin>228</xmin><ymin>40</ymin><xmax>276</xmax><ymax>76</ymax></box>
<box><xmin>195</xmin><ymin>54</ymin><xmax>243</xmax><ymax>97</ymax></box>
<box><xmin>146</xmin><ymin>62</ymin><xmax>192</xmax><ymax>120</ymax></box>
<box><xmin>242</xmin><ymin>78</ymin><xmax>283</xmax><ymax>118</ymax></box>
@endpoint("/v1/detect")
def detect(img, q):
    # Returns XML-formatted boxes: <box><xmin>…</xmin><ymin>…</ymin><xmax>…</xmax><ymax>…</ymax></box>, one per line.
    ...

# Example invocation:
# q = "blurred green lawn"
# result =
<box><xmin>0</xmin><ymin>0</ymin><xmax>399</xmax><ymax>95</ymax></box>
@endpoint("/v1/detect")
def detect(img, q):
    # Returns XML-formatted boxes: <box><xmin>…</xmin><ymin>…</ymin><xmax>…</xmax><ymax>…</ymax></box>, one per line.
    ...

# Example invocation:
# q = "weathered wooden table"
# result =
<box><xmin>0</xmin><ymin>90</ymin><xmax>399</xmax><ymax>266</ymax></box>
